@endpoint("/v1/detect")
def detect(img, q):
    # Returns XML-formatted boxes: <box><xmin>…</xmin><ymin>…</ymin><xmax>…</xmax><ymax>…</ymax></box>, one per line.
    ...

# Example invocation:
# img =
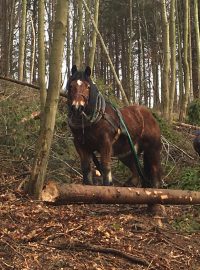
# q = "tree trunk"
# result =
<box><xmin>29</xmin><ymin>15</ymin><xmax>36</xmax><ymax>84</ymax></box>
<box><xmin>179</xmin><ymin>0</ymin><xmax>190</xmax><ymax>121</ymax></box>
<box><xmin>177</xmin><ymin>0</ymin><xmax>184</xmax><ymax>112</ymax></box>
<box><xmin>26</xmin><ymin>0</ymin><xmax>68</xmax><ymax>199</ymax></box>
<box><xmin>89</xmin><ymin>0</ymin><xmax>99</xmax><ymax>72</ymax></box>
<box><xmin>8</xmin><ymin>0</ymin><xmax>16</xmax><ymax>76</ymax></box>
<box><xmin>194</xmin><ymin>0</ymin><xmax>200</xmax><ymax>97</ymax></box>
<box><xmin>161</xmin><ymin>0</ymin><xmax>170</xmax><ymax>120</ymax></box>
<box><xmin>169</xmin><ymin>0</ymin><xmax>176</xmax><ymax>122</ymax></box>
<box><xmin>38</xmin><ymin>0</ymin><xmax>47</xmax><ymax>111</ymax></box>
<box><xmin>18</xmin><ymin>0</ymin><xmax>27</xmax><ymax>81</ymax></box>
<box><xmin>128</xmin><ymin>0</ymin><xmax>135</xmax><ymax>103</ymax></box>
<box><xmin>74</xmin><ymin>0</ymin><xmax>83</xmax><ymax>69</ymax></box>
<box><xmin>41</xmin><ymin>182</ymin><xmax>200</xmax><ymax>205</ymax></box>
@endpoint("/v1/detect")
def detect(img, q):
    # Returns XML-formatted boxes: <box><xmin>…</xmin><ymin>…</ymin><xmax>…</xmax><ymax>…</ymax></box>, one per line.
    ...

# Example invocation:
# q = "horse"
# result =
<box><xmin>193</xmin><ymin>130</ymin><xmax>200</xmax><ymax>156</ymax></box>
<box><xmin>66</xmin><ymin>65</ymin><xmax>162</xmax><ymax>190</ymax></box>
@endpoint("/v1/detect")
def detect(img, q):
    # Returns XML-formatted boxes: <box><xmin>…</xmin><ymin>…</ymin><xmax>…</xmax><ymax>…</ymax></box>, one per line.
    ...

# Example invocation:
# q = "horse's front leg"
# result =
<box><xmin>100</xmin><ymin>139</ymin><xmax>113</xmax><ymax>186</ymax></box>
<box><xmin>74</xmin><ymin>141</ymin><xmax>93</xmax><ymax>185</ymax></box>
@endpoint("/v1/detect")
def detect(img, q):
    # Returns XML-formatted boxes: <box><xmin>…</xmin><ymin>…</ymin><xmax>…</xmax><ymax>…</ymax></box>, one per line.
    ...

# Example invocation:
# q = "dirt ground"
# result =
<box><xmin>0</xmin><ymin>176</ymin><xmax>200</xmax><ymax>270</ymax></box>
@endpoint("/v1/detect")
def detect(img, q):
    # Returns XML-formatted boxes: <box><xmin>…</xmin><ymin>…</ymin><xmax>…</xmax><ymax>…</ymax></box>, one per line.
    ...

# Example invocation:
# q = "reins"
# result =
<box><xmin>111</xmin><ymin>104</ymin><xmax>148</xmax><ymax>183</ymax></box>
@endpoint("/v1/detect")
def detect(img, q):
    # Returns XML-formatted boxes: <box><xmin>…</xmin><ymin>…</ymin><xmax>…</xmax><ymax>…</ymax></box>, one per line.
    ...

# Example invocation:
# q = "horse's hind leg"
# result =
<box><xmin>119</xmin><ymin>155</ymin><xmax>141</xmax><ymax>187</ymax></box>
<box><xmin>143</xmin><ymin>149</ymin><xmax>161</xmax><ymax>188</ymax></box>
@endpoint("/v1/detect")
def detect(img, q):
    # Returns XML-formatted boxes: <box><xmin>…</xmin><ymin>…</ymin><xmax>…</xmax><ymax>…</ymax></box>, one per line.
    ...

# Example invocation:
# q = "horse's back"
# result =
<box><xmin>120</xmin><ymin>104</ymin><xmax>161</xmax><ymax>146</ymax></box>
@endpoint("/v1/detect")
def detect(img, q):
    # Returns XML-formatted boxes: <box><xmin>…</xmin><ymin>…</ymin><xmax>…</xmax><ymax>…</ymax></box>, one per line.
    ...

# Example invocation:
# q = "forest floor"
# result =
<box><xmin>0</xmin><ymin>78</ymin><xmax>200</xmax><ymax>270</ymax></box>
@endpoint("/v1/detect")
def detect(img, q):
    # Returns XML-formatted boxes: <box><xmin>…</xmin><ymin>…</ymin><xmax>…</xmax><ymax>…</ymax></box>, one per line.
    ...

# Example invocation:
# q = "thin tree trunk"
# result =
<box><xmin>18</xmin><ymin>0</ymin><xmax>27</xmax><ymax>81</ymax></box>
<box><xmin>7</xmin><ymin>0</ymin><xmax>16</xmax><ymax>76</ymax></box>
<box><xmin>74</xmin><ymin>0</ymin><xmax>83</xmax><ymax>69</ymax></box>
<box><xmin>177</xmin><ymin>0</ymin><xmax>184</xmax><ymax>112</ymax></box>
<box><xmin>89</xmin><ymin>0</ymin><xmax>99</xmax><ymax>72</ymax></box>
<box><xmin>82</xmin><ymin>0</ymin><xmax>129</xmax><ymax>105</ymax></box>
<box><xmin>137</xmin><ymin>1</ymin><xmax>144</xmax><ymax>105</ymax></box>
<box><xmin>179</xmin><ymin>0</ymin><xmax>190</xmax><ymax>121</ymax></box>
<box><xmin>129</xmin><ymin>0</ymin><xmax>135</xmax><ymax>103</ymax></box>
<box><xmin>26</xmin><ymin>0</ymin><xmax>68</xmax><ymax>199</ymax></box>
<box><xmin>194</xmin><ymin>0</ymin><xmax>200</xmax><ymax>97</ymax></box>
<box><xmin>188</xmin><ymin>4</ymin><xmax>193</xmax><ymax>100</ymax></box>
<box><xmin>66</xmin><ymin>5</ymin><xmax>71</xmax><ymax>79</ymax></box>
<box><xmin>169</xmin><ymin>0</ymin><xmax>176</xmax><ymax>121</ymax></box>
<box><xmin>161</xmin><ymin>0</ymin><xmax>170</xmax><ymax>120</ymax></box>
<box><xmin>38</xmin><ymin>0</ymin><xmax>47</xmax><ymax>111</ymax></box>
<box><xmin>29</xmin><ymin>15</ymin><xmax>36</xmax><ymax>84</ymax></box>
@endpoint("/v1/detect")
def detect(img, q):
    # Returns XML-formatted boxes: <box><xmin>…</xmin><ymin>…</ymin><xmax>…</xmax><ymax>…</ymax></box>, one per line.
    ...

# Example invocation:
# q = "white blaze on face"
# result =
<box><xmin>77</xmin><ymin>80</ymin><xmax>83</xmax><ymax>86</ymax></box>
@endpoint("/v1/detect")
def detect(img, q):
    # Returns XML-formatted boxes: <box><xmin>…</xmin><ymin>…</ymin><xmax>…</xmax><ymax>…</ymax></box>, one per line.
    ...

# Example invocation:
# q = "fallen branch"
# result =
<box><xmin>44</xmin><ymin>241</ymin><xmax>150</xmax><ymax>266</ymax></box>
<box><xmin>161</xmin><ymin>135</ymin><xmax>194</xmax><ymax>160</ymax></box>
<box><xmin>41</xmin><ymin>182</ymin><xmax>200</xmax><ymax>205</ymax></box>
<box><xmin>0</xmin><ymin>75</ymin><xmax>67</xmax><ymax>98</ymax></box>
<box><xmin>173</xmin><ymin>121</ymin><xmax>200</xmax><ymax>130</ymax></box>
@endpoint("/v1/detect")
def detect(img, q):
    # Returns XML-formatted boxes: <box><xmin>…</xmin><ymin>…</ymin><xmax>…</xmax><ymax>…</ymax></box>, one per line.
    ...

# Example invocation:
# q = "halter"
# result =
<box><xmin>67</xmin><ymin>71</ymin><xmax>106</xmax><ymax>129</ymax></box>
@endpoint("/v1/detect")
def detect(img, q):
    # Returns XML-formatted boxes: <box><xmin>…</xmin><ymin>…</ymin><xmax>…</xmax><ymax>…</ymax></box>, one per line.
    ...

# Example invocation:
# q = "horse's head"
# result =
<box><xmin>67</xmin><ymin>65</ymin><xmax>91</xmax><ymax>115</ymax></box>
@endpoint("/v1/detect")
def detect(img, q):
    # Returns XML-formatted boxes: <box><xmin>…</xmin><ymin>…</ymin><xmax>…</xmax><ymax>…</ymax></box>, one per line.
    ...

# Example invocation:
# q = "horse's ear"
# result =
<box><xmin>71</xmin><ymin>65</ymin><xmax>77</xmax><ymax>75</ymax></box>
<box><xmin>85</xmin><ymin>66</ymin><xmax>91</xmax><ymax>77</ymax></box>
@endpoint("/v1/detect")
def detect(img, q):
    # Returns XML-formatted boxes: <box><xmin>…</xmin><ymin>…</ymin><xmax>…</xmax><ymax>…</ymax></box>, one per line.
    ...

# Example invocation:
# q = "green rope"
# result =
<box><xmin>112</xmin><ymin>105</ymin><xmax>147</xmax><ymax>182</ymax></box>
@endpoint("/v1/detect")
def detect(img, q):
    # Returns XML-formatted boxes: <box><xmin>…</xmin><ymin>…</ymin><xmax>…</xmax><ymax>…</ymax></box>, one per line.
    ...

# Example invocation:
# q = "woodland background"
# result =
<box><xmin>0</xmin><ymin>1</ymin><xmax>200</xmax><ymax>269</ymax></box>
<box><xmin>0</xmin><ymin>0</ymin><xmax>200</xmax><ymax>120</ymax></box>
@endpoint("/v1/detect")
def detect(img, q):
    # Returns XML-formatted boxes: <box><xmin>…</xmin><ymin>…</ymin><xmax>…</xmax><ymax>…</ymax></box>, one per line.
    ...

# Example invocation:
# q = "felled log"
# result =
<box><xmin>41</xmin><ymin>181</ymin><xmax>200</xmax><ymax>205</ymax></box>
<box><xmin>173</xmin><ymin>121</ymin><xmax>200</xmax><ymax>130</ymax></box>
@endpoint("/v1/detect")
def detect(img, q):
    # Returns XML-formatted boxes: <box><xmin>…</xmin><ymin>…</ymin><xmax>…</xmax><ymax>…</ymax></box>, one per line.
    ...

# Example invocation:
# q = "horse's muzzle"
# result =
<box><xmin>71</xmin><ymin>104</ymin><xmax>85</xmax><ymax>115</ymax></box>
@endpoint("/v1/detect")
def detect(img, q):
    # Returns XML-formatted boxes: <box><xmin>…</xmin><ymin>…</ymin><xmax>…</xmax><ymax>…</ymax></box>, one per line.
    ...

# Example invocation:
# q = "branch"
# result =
<box><xmin>44</xmin><ymin>241</ymin><xmax>150</xmax><ymax>266</ymax></box>
<box><xmin>0</xmin><ymin>76</ymin><xmax>67</xmax><ymax>98</ymax></box>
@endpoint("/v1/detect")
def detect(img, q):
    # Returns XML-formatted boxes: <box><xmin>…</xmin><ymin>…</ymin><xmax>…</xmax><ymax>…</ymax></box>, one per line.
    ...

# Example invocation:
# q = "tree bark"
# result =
<box><xmin>18</xmin><ymin>0</ymin><xmax>27</xmax><ymax>81</ymax></box>
<box><xmin>161</xmin><ymin>0</ymin><xmax>170</xmax><ymax>120</ymax></box>
<box><xmin>177</xmin><ymin>0</ymin><xmax>184</xmax><ymax>112</ymax></box>
<box><xmin>169</xmin><ymin>0</ymin><xmax>176</xmax><ymax>122</ymax></box>
<box><xmin>41</xmin><ymin>182</ymin><xmax>200</xmax><ymax>205</ymax></box>
<box><xmin>128</xmin><ymin>0</ymin><xmax>135</xmax><ymax>103</ymax></box>
<box><xmin>74</xmin><ymin>0</ymin><xmax>83</xmax><ymax>69</ymax></box>
<box><xmin>26</xmin><ymin>0</ymin><xmax>68</xmax><ymax>199</ymax></box>
<box><xmin>29</xmin><ymin>15</ymin><xmax>36</xmax><ymax>84</ymax></box>
<box><xmin>89</xmin><ymin>0</ymin><xmax>99</xmax><ymax>72</ymax></box>
<box><xmin>194</xmin><ymin>0</ymin><xmax>200</xmax><ymax>97</ymax></box>
<box><xmin>179</xmin><ymin>0</ymin><xmax>190</xmax><ymax>121</ymax></box>
<box><xmin>38</xmin><ymin>0</ymin><xmax>47</xmax><ymax>111</ymax></box>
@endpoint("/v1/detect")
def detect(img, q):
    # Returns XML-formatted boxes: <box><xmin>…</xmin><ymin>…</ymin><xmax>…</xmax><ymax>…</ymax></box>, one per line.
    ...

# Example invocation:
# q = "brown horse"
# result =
<box><xmin>66</xmin><ymin>65</ymin><xmax>162</xmax><ymax>189</ymax></box>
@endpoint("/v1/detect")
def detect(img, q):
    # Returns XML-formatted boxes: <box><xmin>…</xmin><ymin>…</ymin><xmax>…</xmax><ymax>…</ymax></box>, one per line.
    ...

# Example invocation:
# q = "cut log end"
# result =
<box><xmin>41</xmin><ymin>181</ymin><xmax>59</xmax><ymax>202</ymax></box>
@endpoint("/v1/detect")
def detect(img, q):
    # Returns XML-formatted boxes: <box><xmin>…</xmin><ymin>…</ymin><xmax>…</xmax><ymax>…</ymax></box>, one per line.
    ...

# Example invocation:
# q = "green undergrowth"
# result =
<box><xmin>172</xmin><ymin>210</ymin><xmax>200</xmax><ymax>233</ymax></box>
<box><xmin>0</xmin><ymin>81</ymin><xmax>78</xmax><ymax>183</ymax></box>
